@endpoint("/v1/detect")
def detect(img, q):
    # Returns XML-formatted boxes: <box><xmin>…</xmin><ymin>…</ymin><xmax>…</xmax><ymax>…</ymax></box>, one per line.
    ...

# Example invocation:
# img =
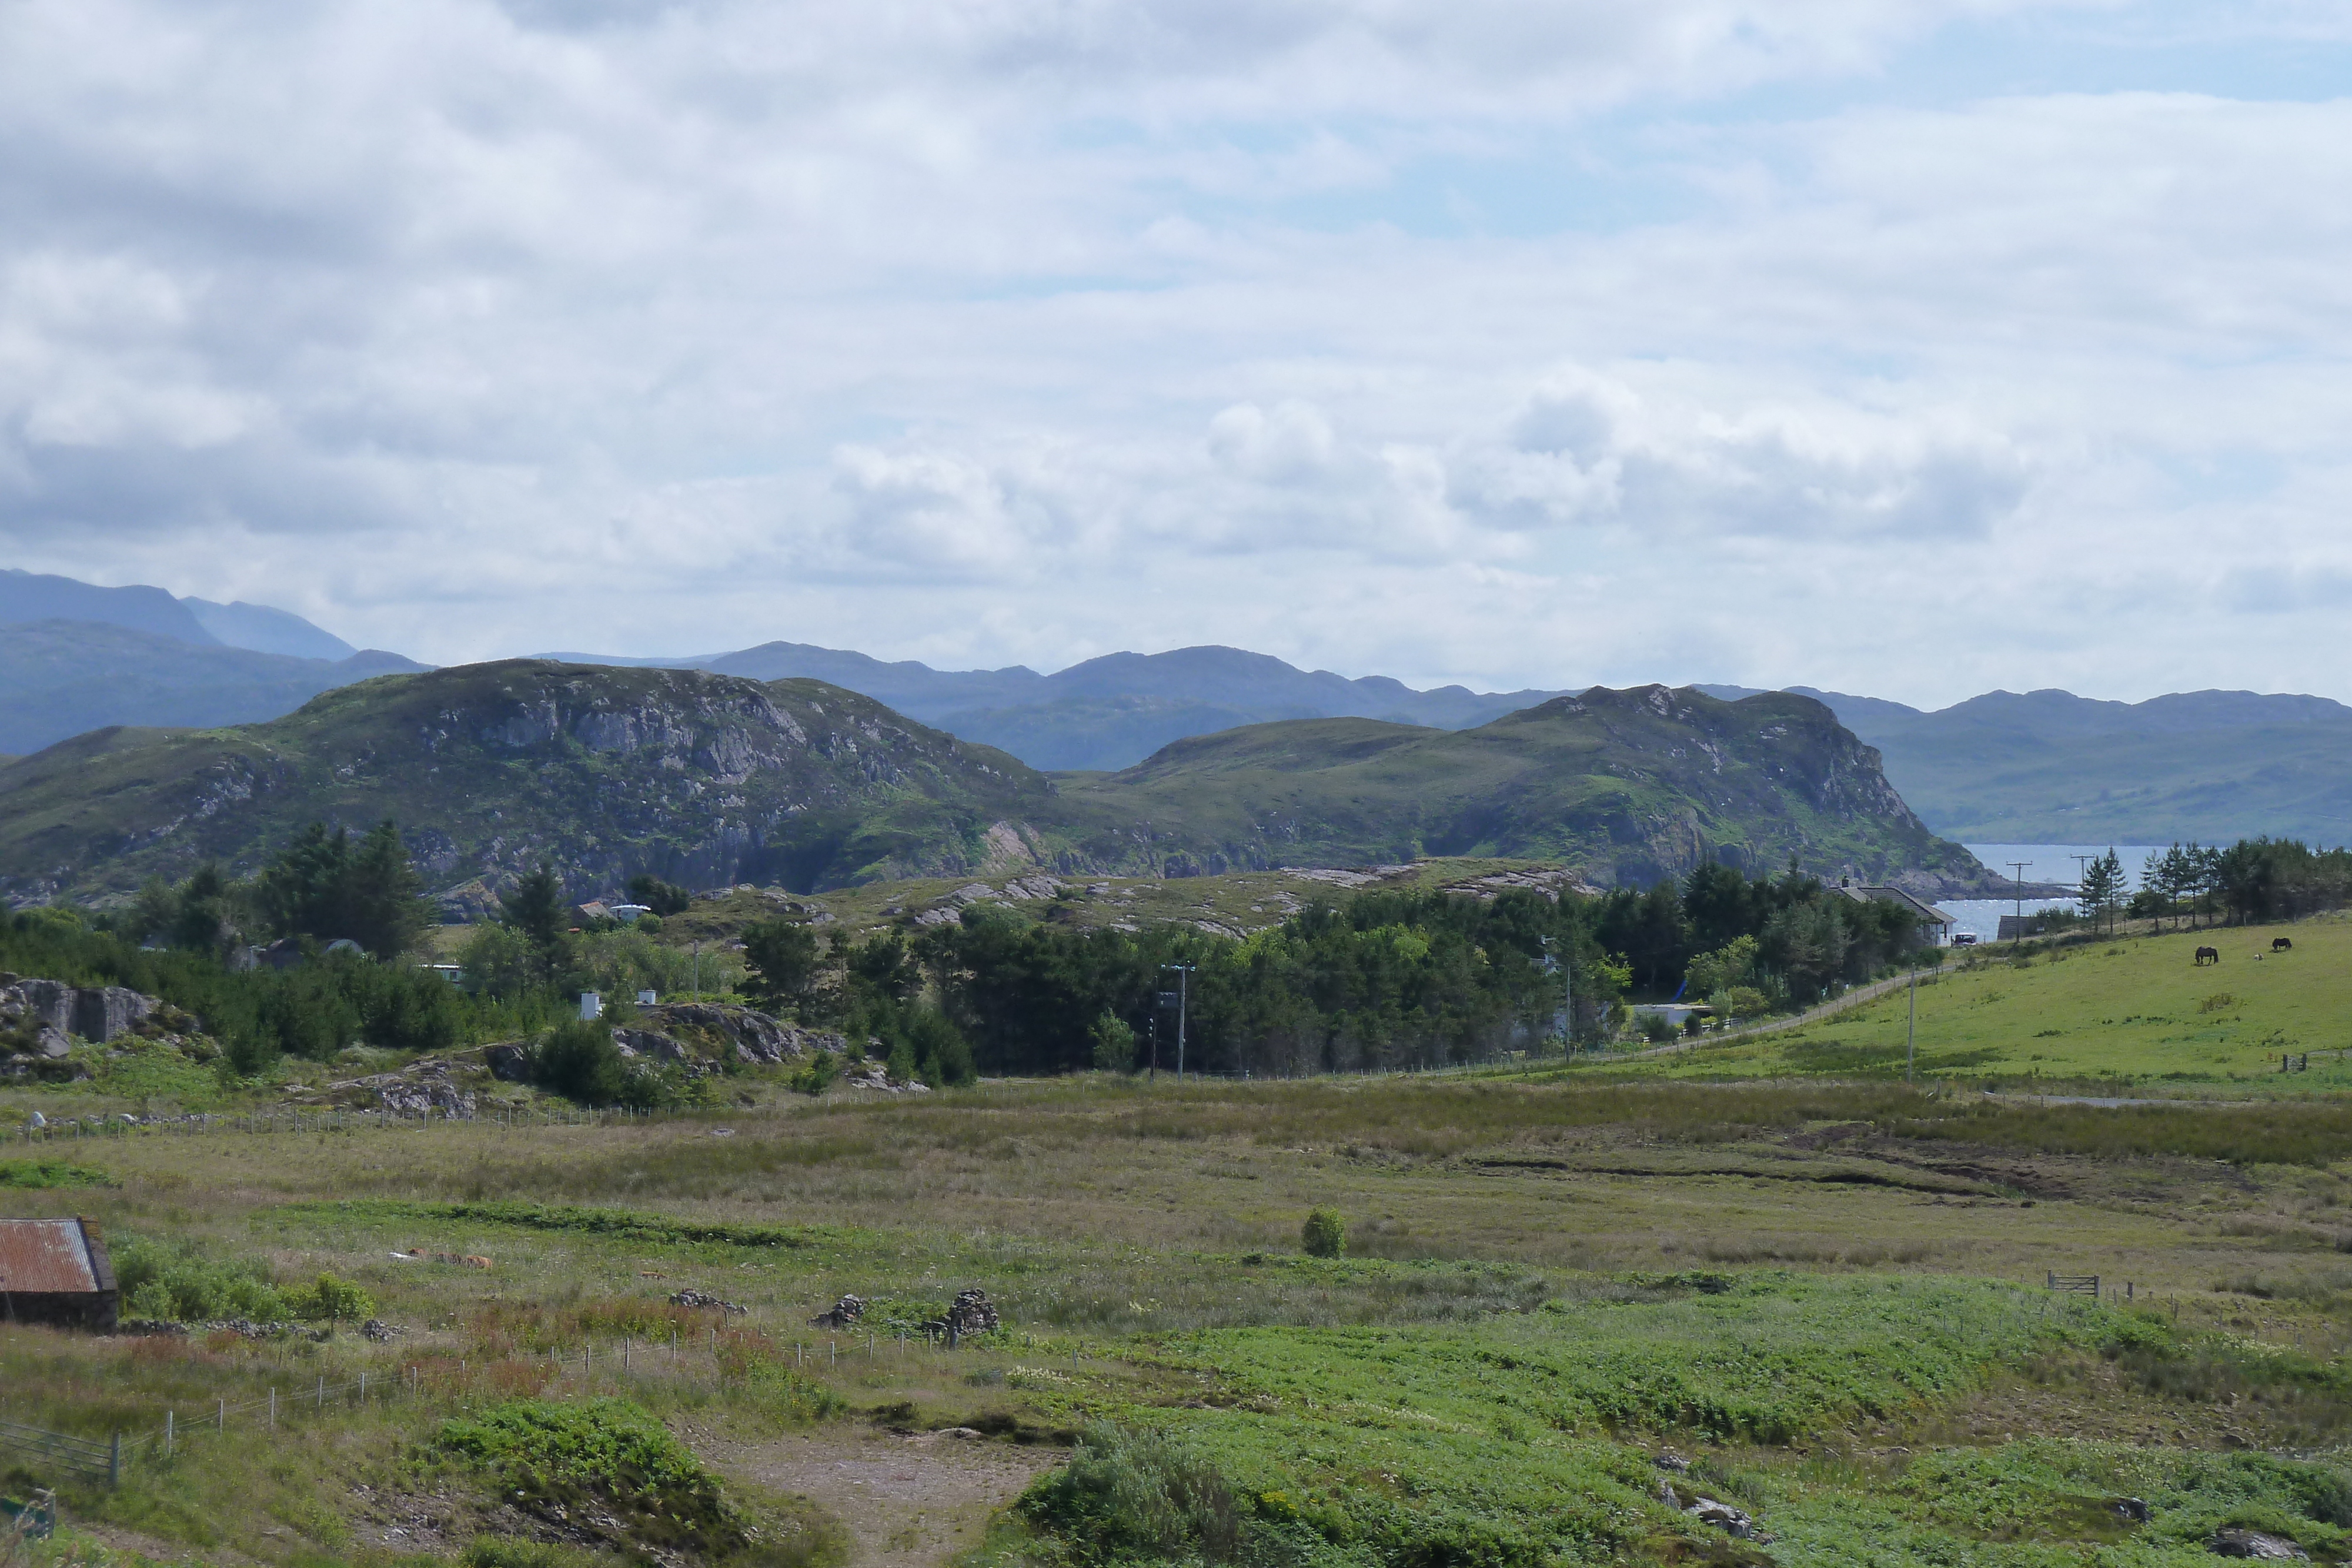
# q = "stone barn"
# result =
<box><xmin>0</xmin><ymin>1218</ymin><xmax>119</xmax><ymax>1331</ymax></box>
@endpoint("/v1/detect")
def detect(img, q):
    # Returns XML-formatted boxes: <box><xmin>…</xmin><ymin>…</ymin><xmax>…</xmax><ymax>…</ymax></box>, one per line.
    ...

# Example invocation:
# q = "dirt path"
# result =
<box><xmin>704</xmin><ymin>1428</ymin><xmax>1063</xmax><ymax>1568</ymax></box>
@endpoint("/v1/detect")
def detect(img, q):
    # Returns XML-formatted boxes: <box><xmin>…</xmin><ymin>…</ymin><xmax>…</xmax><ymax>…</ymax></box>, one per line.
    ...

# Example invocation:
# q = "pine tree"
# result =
<box><xmin>499</xmin><ymin>860</ymin><xmax>569</xmax><ymax>970</ymax></box>
<box><xmin>346</xmin><ymin>821</ymin><xmax>430</xmax><ymax>959</ymax></box>
<box><xmin>2077</xmin><ymin>849</ymin><xmax>2126</xmax><ymax>934</ymax></box>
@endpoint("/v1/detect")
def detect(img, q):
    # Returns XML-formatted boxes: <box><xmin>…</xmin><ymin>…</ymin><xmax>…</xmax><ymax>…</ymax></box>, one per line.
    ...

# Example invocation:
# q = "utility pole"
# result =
<box><xmin>1906</xmin><ymin>963</ymin><xmax>1917</xmax><ymax>1084</ymax></box>
<box><xmin>1147</xmin><ymin>1015</ymin><xmax>1158</xmax><ymax>1083</ymax></box>
<box><xmin>1160</xmin><ymin>962</ymin><xmax>1194</xmax><ymax>1079</ymax></box>
<box><xmin>2007</xmin><ymin>861</ymin><xmax>2032</xmax><ymax>939</ymax></box>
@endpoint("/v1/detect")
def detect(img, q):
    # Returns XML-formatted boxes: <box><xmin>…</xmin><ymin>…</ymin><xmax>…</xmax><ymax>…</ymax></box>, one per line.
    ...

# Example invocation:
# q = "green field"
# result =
<box><xmin>8</xmin><ymin>1059</ymin><xmax>2352</xmax><ymax>1566</ymax></box>
<box><xmin>1628</xmin><ymin>915</ymin><xmax>2352</xmax><ymax>1086</ymax></box>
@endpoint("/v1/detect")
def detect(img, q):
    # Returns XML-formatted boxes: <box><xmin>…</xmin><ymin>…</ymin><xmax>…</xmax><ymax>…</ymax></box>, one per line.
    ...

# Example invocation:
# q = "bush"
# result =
<box><xmin>113</xmin><ymin>1238</ymin><xmax>288</xmax><ymax>1323</ymax></box>
<box><xmin>432</xmin><ymin>1398</ymin><xmax>745</xmax><ymax>1557</ymax></box>
<box><xmin>533</xmin><ymin>1018</ymin><xmax>626</xmax><ymax>1105</ymax></box>
<box><xmin>1302</xmin><ymin>1208</ymin><xmax>1346</xmax><ymax>1258</ymax></box>
<box><xmin>291</xmin><ymin>1272</ymin><xmax>376</xmax><ymax>1323</ymax></box>
<box><xmin>790</xmin><ymin>1049</ymin><xmax>838</xmax><ymax>1096</ymax></box>
<box><xmin>1019</xmin><ymin>1423</ymin><xmax>1240</xmax><ymax>1564</ymax></box>
<box><xmin>1090</xmin><ymin>1009</ymin><xmax>1135</xmax><ymax>1073</ymax></box>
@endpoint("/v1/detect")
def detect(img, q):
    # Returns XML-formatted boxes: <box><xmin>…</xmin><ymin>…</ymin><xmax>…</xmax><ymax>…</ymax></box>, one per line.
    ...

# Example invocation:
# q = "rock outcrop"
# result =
<box><xmin>338</xmin><ymin>1057</ymin><xmax>477</xmax><ymax>1118</ymax></box>
<box><xmin>0</xmin><ymin>974</ymin><xmax>161</xmax><ymax>1045</ymax></box>
<box><xmin>642</xmin><ymin>1002</ymin><xmax>833</xmax><ymax>1065</ymax></box>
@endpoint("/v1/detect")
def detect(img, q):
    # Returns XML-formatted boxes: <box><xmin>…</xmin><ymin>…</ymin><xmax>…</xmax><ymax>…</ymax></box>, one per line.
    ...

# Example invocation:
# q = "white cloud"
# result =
<box><xmin>1</xmin><ymin>0</ymin><xmax>2350</xmax><ymax>708</ymax></box>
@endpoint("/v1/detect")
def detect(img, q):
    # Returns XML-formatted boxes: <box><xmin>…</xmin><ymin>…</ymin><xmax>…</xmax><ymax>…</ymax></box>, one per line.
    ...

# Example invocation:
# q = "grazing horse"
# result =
<box><xmin>2273</xmin><ymin>937</ymin><xmax>2294</xmax><ymax>952</ymax></box>
<box><xmin>2195</xmin><ymin>946</ymin><xmax>2220</xmax><ymax>965</ymax></box>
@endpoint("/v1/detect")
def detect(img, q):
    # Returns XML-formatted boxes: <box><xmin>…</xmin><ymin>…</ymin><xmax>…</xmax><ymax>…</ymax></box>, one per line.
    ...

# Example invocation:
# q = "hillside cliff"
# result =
<box><xmin>0</xmin><ymin>663</ymin><xmax>1992</xmax><ymax>905</ymax></box>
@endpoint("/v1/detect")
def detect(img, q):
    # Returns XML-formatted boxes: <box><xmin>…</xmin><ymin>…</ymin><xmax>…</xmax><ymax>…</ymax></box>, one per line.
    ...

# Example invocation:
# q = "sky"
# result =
<box><xmin>1</xmin><ymin>0</ymin><xmax>2349</xmax><ymax>707</ymax></box>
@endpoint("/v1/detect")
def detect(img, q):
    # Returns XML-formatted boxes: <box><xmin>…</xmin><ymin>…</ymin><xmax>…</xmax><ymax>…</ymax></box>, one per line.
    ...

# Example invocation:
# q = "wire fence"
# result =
<box><xmin>0</xmin><ymin>1422</ymin><xmax>115</xmax><ymax>1487</ymax></box>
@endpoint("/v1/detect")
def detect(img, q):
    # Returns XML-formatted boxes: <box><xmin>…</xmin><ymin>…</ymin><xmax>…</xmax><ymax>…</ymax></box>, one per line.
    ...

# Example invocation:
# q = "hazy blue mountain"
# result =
<box><xmin>1709</xmin><ymin>683</ymin><xmax>2352</xmax><ymax>844</ymax></box>
<box><xmin>183</xmin><ymin>597</ymin><xmax>357</xmax><ymax>660</ymax></box>
<box><xmin>0</xmin><ymin>620</ymin><xmax>427</xmax><ymax>755</ymax></box>
<box><xmin>552</xmin><ymin>640</ymin><xmax>1568</xmax><ymax>767</ymax></box>
<box><xmin>1</xmin><ymin>568</ymin><xmax>219</xmax><ymax>645</ymax></box>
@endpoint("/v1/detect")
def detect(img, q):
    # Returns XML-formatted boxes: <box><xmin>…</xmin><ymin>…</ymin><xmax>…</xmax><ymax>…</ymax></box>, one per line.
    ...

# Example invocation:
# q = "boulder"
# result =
<box><xmin>2210</xmin><ymin>1529</ymin><xmax>2310</xmax><ymax>1560</ymax></box>
<box><xmin>612</xmin><ymin>1027</ymin><xmax>687</xmax><ymax>1062</ymax></box>
<box><xmin>670</xmin><ymin>1289</ymin><xmax>747</xmax><ymax>1315</ymax></box>
<box><xmin>1683</xmin><ymin>1499</ymin><xmax>1757</xmax><ymax>1540</ymax></box>
<box><xmin>485</xmin><ymin>1044</ymin><xmax>532</xmax><ymax>1082</ymax></box>
<box><xmin>357</xmin><ymin>1057</ymin><xmax>478</xmax><ymax>1118</ymax></box>
<box><xmin>4</xmin><ymin>978</ymin><xmax>155</xmax><ymax>1044</ymax></box>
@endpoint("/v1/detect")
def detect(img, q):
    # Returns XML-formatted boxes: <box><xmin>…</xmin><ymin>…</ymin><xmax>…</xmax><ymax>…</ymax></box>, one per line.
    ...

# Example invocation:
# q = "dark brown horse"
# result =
<box><xmin>2273</xmin><ymin>937</ymin><xmax>2293</xmax><ymax>952</ymax></box>
<box><xmin>2195</xmin><ymin>946</ymin><xmax>2220</xmax><ymax>965</ymax></box>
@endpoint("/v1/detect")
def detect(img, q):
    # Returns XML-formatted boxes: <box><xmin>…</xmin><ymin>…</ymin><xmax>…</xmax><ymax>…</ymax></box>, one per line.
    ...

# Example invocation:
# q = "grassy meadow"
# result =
<box><xmin>12</xmin><ymin>915</ymin><xmax>2352</xmax><ymax>1564</ymax></box>
<box><xmin>8</xmin><ymin>1065</ymin><xmax>2352</xmax><ymax>1565</ymax></box>
<box><xmin>1638</xmin><ymin>912</ymin><xmax>2352</xmax><ymax>1086</ymax></box>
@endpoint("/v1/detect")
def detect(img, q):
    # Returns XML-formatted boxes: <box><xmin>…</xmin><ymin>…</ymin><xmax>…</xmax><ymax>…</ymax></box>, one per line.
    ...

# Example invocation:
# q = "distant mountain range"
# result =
<box><xmin>8</xmin><ymin>569</ymin><xmax>2351</xmax><ymax>847</ymax></box>
<box><xmin>545</xmin><ymin>641</ymin><xmax>1567</xmax><ymax>769</ymax></box>
<box><xmin>0</xmin><ymin>570</ymin><xmax>420</xmax><ymax>754</ymax></box>
<box><xmin>1700</xmin><ymin>685</ymin><xmax>2352</xmax><ymax>845</ymax></box>
<box><xmin>0</xmin><ymin>661</ymin><xmax>1989</xmax><ymax>905</ymax></box>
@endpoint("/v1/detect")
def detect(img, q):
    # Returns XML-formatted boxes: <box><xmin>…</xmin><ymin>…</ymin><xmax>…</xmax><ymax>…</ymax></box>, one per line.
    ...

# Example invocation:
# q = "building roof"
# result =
<box><xmin>1850</xmin><ymin>884</ymin><xmax>1956</xmax><ymax>927</ymax></box>
<box><xmin>0</xmin><ymin>1218</ymin><xmax>113</xmax><ymax>1295</ymax></box>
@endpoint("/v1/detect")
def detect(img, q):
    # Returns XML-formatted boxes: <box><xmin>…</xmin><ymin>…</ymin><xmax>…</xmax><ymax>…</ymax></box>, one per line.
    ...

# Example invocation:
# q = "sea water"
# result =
<box><xmin>1939</xmin><ymin>842</ymin><xmax>2169</xmax><ymax>944</ymax></box>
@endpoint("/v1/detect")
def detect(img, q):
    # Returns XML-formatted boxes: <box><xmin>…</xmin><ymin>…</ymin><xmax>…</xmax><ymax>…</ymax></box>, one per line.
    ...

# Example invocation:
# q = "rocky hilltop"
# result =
<box><xmin>1057</xmin><ymin>683</ymin><xmax>1993</xmax><ymax>895</ymax></box>
<box><xmin>0</xmin><ymin>662</ymin><xmax>1996</xmax><ymax>903</ymax></box>
<box><xmin>0</xmin><ymin>660</ymin><xmax>1059</xmax><ymax>905</ymax></box>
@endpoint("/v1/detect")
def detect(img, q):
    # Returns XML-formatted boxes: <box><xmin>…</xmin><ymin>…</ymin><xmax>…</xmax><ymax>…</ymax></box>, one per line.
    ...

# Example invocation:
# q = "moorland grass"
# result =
<box><xmin>12</xmin><ymin>1041</ymin><xmax>2352</xmax><ymax>1562</ymax></box>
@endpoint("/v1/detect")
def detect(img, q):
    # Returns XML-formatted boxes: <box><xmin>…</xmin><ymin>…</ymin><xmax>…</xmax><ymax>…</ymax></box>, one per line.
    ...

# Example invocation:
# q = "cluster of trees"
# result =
<box><xmin>130</xmin><ymin>820</ymin><xmax>432</xmax><ymax>963</ymax></box>
<box><xmin>741</xmin><ymin>888</ymin><xmax>1625</xmax><ymax>1079</ymax></box>
<box><xmin>1589</xmin><ymin>861</ymin><xmax>1939</xmax><ymax>1012</ymax></box>
<box><xmin>2128</xmin><ymin>838</ymin><xmax>2352</xmax><ymax>928</ymax></box>
<box><xmin>2</xmin><ymin>901</ymin><xmax>486</xmax><ymax>1075</ymax></box>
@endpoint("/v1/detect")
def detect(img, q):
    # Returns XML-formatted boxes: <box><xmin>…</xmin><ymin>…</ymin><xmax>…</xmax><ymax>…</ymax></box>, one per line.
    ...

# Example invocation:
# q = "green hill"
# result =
<box><xmin>1055</xmin><ymin>684</ymin><xmax>1991</xmax><ymax>894</ymax></box>
<box><xmin>0</xmin><ymin>662</ymin><xmax>1993</xmax><ymax>904</ymax></box>
<box><xmin>0</xmin><ymin>660</ymin><xmax>1067</xmax><ymax>905</ymax></box>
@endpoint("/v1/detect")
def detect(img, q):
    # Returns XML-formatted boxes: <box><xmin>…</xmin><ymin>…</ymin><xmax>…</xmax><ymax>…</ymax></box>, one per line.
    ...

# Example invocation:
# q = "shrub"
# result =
<box><xmin>1019</xmin><ymin>1423</ymin><xmax>1241</xmax><ymax>1563</ymax></box>
<box><xmin>113</xmin><ymin>1238</ymin><xmax>288</xmax><ymax>1323</ymax></box>
<box><xmin>432</xmin><ymin>1398</ymin><xmax>744</xmax><ymax>1557</ymax></box>
<box><xmin>790</xmin><ymin>1049</ymin><xmax>838</xmax><ymax>1096</ymax></box>
<box><xmin>533</xmin><ymin>1018</ymin><xmax>626</xmax><ymax>1105</ymax></box>
<box><xmin>292</xmin><ymin>1272</ymin><xmax>376</xmax><ymax>1323</ymax></box>
<box><xmin>1090</xmin><ymin>1009</ymin><xmax>1136</xmax><ymax>1073</ymax></box>
<box><xmin>1301</xmin><ymin>1209</ymin><xmax>1345</xmax><ymax>1258</ymax></box>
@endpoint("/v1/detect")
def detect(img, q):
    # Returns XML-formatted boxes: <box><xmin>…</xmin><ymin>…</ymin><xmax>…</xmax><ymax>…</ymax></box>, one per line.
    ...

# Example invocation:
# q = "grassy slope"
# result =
<box><xmin>1058</xmin><ymin>685</ymin><xmax>1992</xmax><ymax>892</ymax></box>
<box><xmin>12</xmin><ymin>1071</ymin><xmax>2352</xmax><ymax>1563</ymax></box>
<box><xmin>1639</xmin><ymin>914</ymin><xmax>2352</xmax><ymax>1085</ymax></box>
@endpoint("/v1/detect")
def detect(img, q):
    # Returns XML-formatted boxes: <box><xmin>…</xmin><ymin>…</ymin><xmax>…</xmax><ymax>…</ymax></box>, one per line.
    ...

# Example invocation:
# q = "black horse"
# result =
<box><xmin>2273</xmin><ymin>937</ymin><xmax>2294</xmax><ymax>952</ymax></box>
<box><xmin>2195</xmin><ymin>946</ymin><xmax>2220</xmax><ymax>965</ymax></box>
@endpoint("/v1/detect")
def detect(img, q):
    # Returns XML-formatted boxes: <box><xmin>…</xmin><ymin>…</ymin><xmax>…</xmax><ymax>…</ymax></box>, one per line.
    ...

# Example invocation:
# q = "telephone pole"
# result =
<box><xmin>1160</xmin><ymin>962</ymin><xmax>1194</xmax><ymax>1079</ymax></box>
<box><xmin>1906</xmin><ymin>963</ymin><xmax>1917</xmax><ymax>1084</ymax></box>
<box><xmin>2007</xmin><ymin>861</ymin><xmax>2032</xmax><ymax>938</ymax></box>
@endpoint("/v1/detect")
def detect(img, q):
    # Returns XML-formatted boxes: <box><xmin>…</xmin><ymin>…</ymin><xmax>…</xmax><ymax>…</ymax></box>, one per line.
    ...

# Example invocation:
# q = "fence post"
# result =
<box><xmin>218</xmin><ymin>1398</ymin><xmax>225</xmax><ymax>1432</ymax></box>
<box><xmin>165</xmin><ymin>1410</ymin><xmax>173</xmax><ymax>1458</ymax></box>
<box><xmin>110</xmin><ymin>1432</ymin><xmax>120</xmax><ymax>1487</ymax></box>
<box><xmin>268</xmin><ymin>1389</ymin><xmax>276</xmax><ymax>1432</ymax></box>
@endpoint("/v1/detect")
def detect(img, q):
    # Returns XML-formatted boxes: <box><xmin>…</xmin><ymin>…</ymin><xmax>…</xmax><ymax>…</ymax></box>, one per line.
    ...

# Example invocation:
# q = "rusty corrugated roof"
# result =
<box><xmin>0</xmin><ymin>1218</ymin><xmax>105</xmax><ymax>1294</ymax></box>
